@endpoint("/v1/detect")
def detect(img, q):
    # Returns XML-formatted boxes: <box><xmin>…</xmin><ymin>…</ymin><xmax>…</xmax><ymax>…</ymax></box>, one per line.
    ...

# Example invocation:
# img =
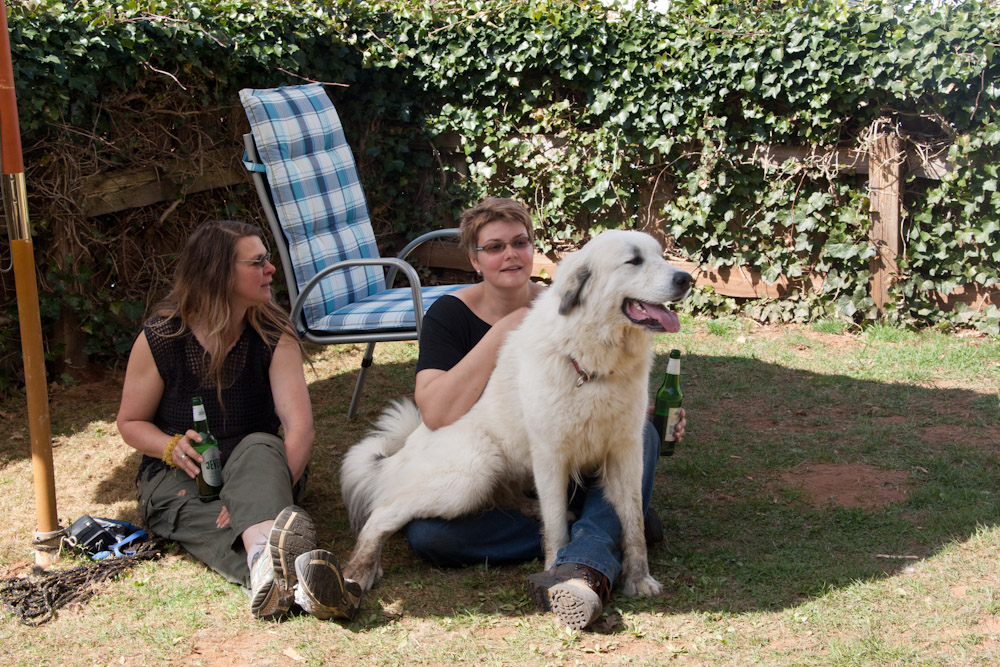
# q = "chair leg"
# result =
<box><xmin>347</xmin><ymin>342</ymin><xmax>377</xmax><ymax>420</ymax></box>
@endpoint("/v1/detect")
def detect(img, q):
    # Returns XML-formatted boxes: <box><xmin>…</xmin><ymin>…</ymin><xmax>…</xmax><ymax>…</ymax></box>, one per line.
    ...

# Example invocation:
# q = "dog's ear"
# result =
<box><xmin>558</xmin><ymin>263</ymin><xmax>592</xmax><ymax>315</ymax></box>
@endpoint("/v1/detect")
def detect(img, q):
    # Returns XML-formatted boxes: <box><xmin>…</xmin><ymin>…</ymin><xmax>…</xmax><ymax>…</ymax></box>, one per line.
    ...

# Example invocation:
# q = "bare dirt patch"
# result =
<box><xmin>779</xmin><ymin>463</ymin><xmax>911</xmax><ymax>510</ymax></box>
<box><xmin>922</xmin><ymin>423</ymin><xmax>1000</xmax><ymax>449</ymax></box>
<box><xmin>183</xmin><ymin>629</ymin><xmax>273</xmax><ymax>666</ymax></box>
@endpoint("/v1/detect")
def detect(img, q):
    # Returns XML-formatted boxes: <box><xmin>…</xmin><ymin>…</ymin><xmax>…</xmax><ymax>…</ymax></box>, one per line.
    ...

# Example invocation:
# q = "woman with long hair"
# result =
<box><xmin>117</xmin><ymin>220</ymin><xmax>360</xmax><ymax>621</ymax></box>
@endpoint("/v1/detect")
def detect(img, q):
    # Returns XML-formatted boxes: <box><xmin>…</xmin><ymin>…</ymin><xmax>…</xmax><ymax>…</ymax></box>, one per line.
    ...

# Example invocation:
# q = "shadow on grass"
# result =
<box><xmin>299</xmin><ymin>350</ymin><xmax>1000</xmax><ymax>627</ymax></box>
<box><xmin>4</xmin><ymin>347</ymin><xmax>997</xmax><ymax>628</ymax></box>
<box><xmin>93</xmin><ymin>449</ymin><xmax>143</xmax><ymax>506</ymax></box>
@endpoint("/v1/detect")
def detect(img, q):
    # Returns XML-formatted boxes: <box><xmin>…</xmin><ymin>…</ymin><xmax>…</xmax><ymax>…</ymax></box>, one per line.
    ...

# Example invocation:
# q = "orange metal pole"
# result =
<box><xmin>0</xmin><ymin>0</ymin><xmax>62</xmax><ymax>562</ymax></box>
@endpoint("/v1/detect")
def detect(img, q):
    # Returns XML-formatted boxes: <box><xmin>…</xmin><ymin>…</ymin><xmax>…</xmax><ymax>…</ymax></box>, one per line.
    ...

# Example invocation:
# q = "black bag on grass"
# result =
<box><xmin>67</xmin><ymin>515</ymin><xmax>147</xmax><ymax>559</ymax></box>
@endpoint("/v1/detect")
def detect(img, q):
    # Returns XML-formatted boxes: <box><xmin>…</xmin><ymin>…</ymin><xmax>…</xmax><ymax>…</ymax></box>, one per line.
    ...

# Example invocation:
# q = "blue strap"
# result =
<box><xmin>90</xmin><ymin>518</ymin><xmax>148</xmax><ymax>560</ymax></box>
<box><xmin>93</xmin><ymin>529</ymin><xmax>148</xmax><ymax>560</ymax></box>
<box><xmin>241</xmin><ymin>150</ymin><xmax>267</xmax><ymax>173</ymax></box>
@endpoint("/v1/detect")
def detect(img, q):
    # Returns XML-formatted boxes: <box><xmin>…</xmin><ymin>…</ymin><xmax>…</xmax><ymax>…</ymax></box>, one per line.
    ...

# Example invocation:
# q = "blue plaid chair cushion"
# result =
<box><xmin>313</xmin><ymin>284</ymin><xmax>462</xmax><ymax>332</ymax></box>
<box><xmin>240</xmin><ymin>83</ymin><xmax>388</xmax><ymax>328</ymax></box>
<box><xmin>240</xmin><ymin>83</ymin><xmax>465</xmax><ymax>334</ymax></box>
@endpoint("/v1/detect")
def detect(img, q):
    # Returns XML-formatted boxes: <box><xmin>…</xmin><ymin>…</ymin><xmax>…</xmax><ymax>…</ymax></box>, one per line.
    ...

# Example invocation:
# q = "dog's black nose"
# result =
<box><xmin>674</xmin><ymin>271</ymin><xmax>692</xmax><ymax>290</ymax></box>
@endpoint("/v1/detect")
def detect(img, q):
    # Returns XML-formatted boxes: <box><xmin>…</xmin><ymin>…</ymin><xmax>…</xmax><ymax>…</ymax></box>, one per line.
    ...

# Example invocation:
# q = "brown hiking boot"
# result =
<box><xmin>526</xmin><ymin>563</ymin><xmax>611</xmax><ymax>630</ymax></box>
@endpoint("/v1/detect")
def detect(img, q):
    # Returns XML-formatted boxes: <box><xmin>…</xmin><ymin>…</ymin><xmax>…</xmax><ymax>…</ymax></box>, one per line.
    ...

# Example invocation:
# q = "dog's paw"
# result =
<box><xmin>344</xmin><ymin>562</ymin><xmax>382</xmax><ymax>593</ymax></box>
<box><xmin>621</xmin><ymin>574</ymin><xmax>662</xmax><ymax>597</ymax></box>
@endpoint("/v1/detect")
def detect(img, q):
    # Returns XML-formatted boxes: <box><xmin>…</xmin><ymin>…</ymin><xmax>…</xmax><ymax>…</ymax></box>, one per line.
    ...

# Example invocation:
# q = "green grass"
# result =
<box><xmin>704</xmin><ymin>315</ymin><xmax>753</xmax><ymax>338</ymax></box>
<box><xmin>0</xmin><ymin>320</ymin><xmax>998</xmax><ymax>665</ymax></box>
<box><xmin>811</xmin><ymin>318</ymin><xmax>851</xmax><ymax>335</ymax></box>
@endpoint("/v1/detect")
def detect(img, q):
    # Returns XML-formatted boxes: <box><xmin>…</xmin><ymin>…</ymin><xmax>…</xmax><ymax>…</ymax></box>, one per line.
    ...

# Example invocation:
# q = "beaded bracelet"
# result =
<box><xmin>162</xmin><ymin>434</ymin><xmax>184</xmax><ymax>467</ymax></box>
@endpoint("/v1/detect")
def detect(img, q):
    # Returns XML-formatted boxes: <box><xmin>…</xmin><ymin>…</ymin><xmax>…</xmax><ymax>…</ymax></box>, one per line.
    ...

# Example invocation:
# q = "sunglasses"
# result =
<box><xmin>475</xmin><ymin>237</ymin><xmax>532</xmax><ymax>255</ymax></box>
<box><xmin>236</xmin><ymin>252</ymin><xmax>272</xmax><ymax>268</ymax></box>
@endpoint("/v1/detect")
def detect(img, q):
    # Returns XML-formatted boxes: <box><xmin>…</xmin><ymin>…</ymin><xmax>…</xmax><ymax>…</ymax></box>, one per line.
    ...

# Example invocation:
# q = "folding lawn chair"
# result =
<box><xmin>240</xmin><ymin>83</ymin><xmax>470</xmax><ymax>419</ymax></box>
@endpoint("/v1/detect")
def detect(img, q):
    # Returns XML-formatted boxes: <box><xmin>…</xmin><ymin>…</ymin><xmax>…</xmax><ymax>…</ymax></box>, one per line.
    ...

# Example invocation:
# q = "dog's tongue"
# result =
<box><xmin>628</xmin><ymin>300</ymin><xmax>681</xmax><ymax>333</ymax></box>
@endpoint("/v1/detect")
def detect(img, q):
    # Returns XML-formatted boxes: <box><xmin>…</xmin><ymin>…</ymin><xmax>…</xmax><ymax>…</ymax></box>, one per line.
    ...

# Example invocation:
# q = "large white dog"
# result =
<box><xmin>340</xmin><ymin>229</ymin><xmax>692</xmax><ymax>596</ymax></box>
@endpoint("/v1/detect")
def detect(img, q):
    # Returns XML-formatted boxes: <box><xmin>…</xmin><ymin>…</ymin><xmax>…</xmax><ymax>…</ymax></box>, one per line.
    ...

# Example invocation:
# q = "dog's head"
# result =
<box><xmin>555</xmin><ymin>230</ymin><xmax>692</xmax><ymax>333</ymax></box>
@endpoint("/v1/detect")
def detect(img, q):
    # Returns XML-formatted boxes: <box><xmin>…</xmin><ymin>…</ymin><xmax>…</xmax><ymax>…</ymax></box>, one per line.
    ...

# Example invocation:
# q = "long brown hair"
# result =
<box><xmin>154</xmin><ymin>220</ymin><xmax>299</xmax><ymax>390</ymax></box>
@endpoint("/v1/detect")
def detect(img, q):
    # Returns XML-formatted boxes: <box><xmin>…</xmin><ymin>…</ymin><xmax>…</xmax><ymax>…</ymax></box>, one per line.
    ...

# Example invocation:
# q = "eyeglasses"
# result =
<box><xmin>475</xmin><ymin>237</ymin><xmax>532</xmax><ymax>255</ymax></box>
<box><xmin>236</xmin><ymin>252</ymin><xmax>271</xmax><ymax>268</ymax></box>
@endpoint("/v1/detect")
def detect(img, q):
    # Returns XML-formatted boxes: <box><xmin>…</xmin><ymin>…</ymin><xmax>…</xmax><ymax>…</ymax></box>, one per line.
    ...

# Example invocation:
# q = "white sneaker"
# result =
<box><xmin>249</xmin><ymin>505</ymin><xmax>317</xmax><ymax>619</ymax></box>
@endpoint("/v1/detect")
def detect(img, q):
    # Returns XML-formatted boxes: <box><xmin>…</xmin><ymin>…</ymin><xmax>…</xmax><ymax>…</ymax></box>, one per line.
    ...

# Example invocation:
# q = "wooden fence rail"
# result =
<box><xmin>76</xmin><ymin>135</ymin><xmax>998</xmax><ymax>314</ymax></box>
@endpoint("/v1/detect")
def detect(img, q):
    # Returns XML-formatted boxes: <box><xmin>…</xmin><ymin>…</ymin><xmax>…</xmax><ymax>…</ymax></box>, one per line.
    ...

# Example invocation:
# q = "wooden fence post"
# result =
<box><xmin>869</xmin><ymin>126</ymin><xmax>906</xmax><ymax>315</ymax></box>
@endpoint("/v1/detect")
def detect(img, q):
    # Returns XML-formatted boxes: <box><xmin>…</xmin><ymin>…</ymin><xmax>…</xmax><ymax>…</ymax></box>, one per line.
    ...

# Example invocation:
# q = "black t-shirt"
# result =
<box><xmin>416</xmin><ymin>295</ymin><xmax>492</xmax><ymax>374</ymax></box>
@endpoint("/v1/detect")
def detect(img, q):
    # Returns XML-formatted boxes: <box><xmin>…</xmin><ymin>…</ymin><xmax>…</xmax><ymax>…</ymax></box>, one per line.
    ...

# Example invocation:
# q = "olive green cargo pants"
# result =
<box><xmin>138</xmin><ymin>433</ymin><xmax>306</xmax><ymax>586</ymax></box>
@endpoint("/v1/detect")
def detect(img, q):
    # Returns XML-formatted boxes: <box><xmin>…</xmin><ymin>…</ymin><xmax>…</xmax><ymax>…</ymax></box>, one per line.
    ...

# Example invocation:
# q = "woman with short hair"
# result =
<box><xmin>406</xmin><ymin>198</ymin><xmax>685</xmax><ymax>630</ymax></box>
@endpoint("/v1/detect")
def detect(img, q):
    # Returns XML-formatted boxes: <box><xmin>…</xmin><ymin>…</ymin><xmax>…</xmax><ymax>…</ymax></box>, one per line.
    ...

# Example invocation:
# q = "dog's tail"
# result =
<box><xmin>340</xmin><ymin>399</ymin><xmax>422</xmax><ymax>534</ymax></box>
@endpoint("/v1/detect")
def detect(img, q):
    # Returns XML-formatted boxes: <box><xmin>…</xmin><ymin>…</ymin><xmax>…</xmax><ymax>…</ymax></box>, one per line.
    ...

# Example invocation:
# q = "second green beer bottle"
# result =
<box><xmin>191</xmin><ymin>396</ymin><xmax>223</xmax><ymax>501</ymax></box>
<box><xmin>652</xmin><ymin>349</ymin><xmax>683</xmax><ymax>456</ymax></box>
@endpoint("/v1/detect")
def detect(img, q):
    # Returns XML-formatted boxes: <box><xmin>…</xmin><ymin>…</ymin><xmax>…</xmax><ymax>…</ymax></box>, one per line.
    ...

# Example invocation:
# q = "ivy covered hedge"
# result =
<box><xmin>2</xmin><ymin>0</ymin><xmax>998</xmax><ymax>387</ymax></box>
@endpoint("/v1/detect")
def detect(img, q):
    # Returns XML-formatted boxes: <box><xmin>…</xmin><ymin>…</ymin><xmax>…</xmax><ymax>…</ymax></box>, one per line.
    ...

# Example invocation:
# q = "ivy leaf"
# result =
<box><xmin>826</xmin><ymin>243</ymin><xmax>860</xmax><ymax>260</ymax></box>
<box><xmin>762</xmin><ymin>263</ymin><xmax>783</xmax><ymax>284</ymax></box>
<box><xmin>591</xmin><ymin>89</ymin><xmax>614</xmax><ymax>115</ymax></box>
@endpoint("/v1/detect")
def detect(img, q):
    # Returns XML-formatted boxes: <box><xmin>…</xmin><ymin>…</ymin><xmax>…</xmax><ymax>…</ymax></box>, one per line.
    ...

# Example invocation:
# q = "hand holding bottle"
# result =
<box><xmin>668</xmin><ymin>407</ymin><xmax>686</xmax><ymax>442</ymax></box>
<box><xmin>168</xmin><ymin>429</ymin><xmax>208</xmax><ymax>478</ymax></box>
<box><xmin>648</xmin><ymin>406</ymin><xmax>686</xmax><ymax>436</ymax></box>
<box><xmin>191</xmin><ymin>397</ymin><xmax>223</xmax><ymax>501</ymax></box>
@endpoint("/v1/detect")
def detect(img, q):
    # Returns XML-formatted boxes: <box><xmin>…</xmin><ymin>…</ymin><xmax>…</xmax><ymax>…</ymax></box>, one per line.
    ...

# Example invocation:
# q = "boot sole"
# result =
<box><xmin>547</xmin><ymin>579</ymin><xmax>603</xmax><ymax>630</ymax></box>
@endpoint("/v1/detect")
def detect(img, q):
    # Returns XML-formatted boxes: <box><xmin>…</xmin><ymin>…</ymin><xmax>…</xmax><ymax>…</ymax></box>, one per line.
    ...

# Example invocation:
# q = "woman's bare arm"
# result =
<box><xmin>269</xmin><ymin>333</ymin><xmax>314</xmax><ymax>484</ymax></box>
<box><xmin>414</xmin><ymin>307</ymin><xmax>529</xmax><ymax>430</ymax></box>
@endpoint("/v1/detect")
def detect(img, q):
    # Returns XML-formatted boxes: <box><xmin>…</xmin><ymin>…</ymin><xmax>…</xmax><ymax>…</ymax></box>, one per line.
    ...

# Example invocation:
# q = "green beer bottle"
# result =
<box><xmin>191</xmin><ymin>396</ymin><xmax>223</xmax><ymax>501</ymax></box>
<box><xmin>652</xmin><ymin>349</ymin><xmax>683</xmax><ymax>456</ymax></box>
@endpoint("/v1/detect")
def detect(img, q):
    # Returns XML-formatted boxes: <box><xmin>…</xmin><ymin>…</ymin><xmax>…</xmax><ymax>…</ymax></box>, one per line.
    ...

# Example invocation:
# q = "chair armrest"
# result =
<box><xmin>395</xmin><ymin>228</ymin><xmax>461</xmax><ymax>260</ymax></box>
<box><xmin>290</xmin><ymin>257</ymin><xmax>426</xmax><ymax>334</ymax></box>
<box><xmin>387</xmin><ymin>228</ymin><xmax>460</xmax><ymax>287</ymax></box>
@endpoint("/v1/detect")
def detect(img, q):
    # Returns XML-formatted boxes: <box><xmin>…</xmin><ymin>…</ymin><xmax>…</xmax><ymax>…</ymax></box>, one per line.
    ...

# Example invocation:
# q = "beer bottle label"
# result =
<box><xmin>665</xmin><ymin>407</ymin><xmax>681</xmax><ymax>440</ymax></box>
<box><xmin>200</xmin><ymin>447</ymin><xmax>223</xmax><ymax>487</ymax></box>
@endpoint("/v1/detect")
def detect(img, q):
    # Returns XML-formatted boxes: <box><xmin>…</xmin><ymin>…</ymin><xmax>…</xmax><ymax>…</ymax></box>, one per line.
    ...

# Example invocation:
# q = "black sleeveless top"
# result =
<box><xmin>137</xmin><ymin>316</ymin><xmax>281</xmax><ymax>482</ymax></box>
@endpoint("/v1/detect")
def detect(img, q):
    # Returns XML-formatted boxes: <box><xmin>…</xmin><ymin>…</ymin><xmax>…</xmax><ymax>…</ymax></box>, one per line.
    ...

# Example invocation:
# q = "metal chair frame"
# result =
<box><xmin>242</xmin><ymin>130</ymin><xmax>463</xmax><ymax>419</ymax></box>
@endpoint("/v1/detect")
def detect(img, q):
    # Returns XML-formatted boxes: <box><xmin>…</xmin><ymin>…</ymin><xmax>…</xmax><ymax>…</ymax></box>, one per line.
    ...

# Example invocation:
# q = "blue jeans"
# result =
<box><xmin>404</xmin><ymin>421</ymin><xmax>660</xmax><ymax>585</ymax></box>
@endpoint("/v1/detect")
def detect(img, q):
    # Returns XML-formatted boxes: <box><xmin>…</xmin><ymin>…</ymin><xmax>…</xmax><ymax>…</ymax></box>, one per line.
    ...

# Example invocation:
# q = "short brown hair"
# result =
<box><xmin>458</xmin><ymin>197</ymin><xmax>534</xmax><ymax>260</ymax></box>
